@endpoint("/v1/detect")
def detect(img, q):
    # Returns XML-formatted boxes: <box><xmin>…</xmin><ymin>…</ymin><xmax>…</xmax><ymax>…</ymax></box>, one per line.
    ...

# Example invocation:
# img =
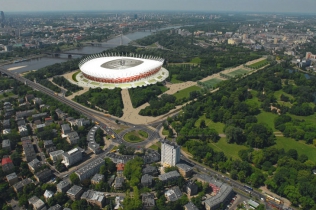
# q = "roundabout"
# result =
<box><xmin>123</xmin><ymin>130</ymin><xmax>149</xmax><ymax>143</ymax></box>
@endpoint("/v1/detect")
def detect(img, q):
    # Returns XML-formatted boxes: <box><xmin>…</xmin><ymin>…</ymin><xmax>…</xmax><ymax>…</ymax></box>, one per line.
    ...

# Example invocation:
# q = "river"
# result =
<box><xmin>2</xmin><ymin>26</ymin><xmax>183</xmax><ymax>73</ymax></box>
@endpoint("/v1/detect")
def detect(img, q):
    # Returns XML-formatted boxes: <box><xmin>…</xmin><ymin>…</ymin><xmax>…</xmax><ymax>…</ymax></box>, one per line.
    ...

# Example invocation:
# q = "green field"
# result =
<box><xmin>0</xmin><ymin>92</ymin><xmax>15</xmax><ymax>100</ymax></box>
<box><xmin>190</xmin><ymin>57</ymin><xmax>201</xmax><ymax>64</ymax></box>
<box><xmin>256</xmin><ymin>111</ymin><xmax>278</xmax><ymax>131</ymax></box>
<box><xmin>171</xmin><ymin>74</ymin><xmax>183</xmax><ymax>84</ymax></box>
<box><xmin>72</xmin><ymin>71</ymin><xmax>80</xmax><ymax>82</ymax></box>
<box><xmin>226</xmin><ymin>69</ymin><xmax>249</xmax><ymax>77</ymax></box>
<box><xmin>202</xmin><ymin>78</ymin><xmax>223</xmax><ymax>87</ymax></box>
<box><xmin>274</xmin><ymin>137</ymin><xmax>316</xmax><ymax>162</ymax></box>
<box><xmin>274</xmin><ymin>90</ymin><xmax>293</xmax><ymax>107</ymax></box>
<box><xmin>159</xmin><ymin>85</ymin><xmax>169</xmax><ymax>92</ymax></box>
<box><xmin>208</xmin><ymin>138</ymin><xmax>248</xmax><ymax>160</ymax></box>
<box><xmin>173</xmin><ymin>85</ymin><xmax>202</xmax><ymax>100</ymax></box>
<box><xmin>138</xmin><ymin>130</ymin><xmax>149</xmax><ymax>138</ymax></box>
<box><xmin>195</xmin><ymin>114</ymin><xmax>225</xmax><ymax>133</ymax></box>
<box><xmin>149</xmin><ymin>142</ymin><xmax>161</xmax><ymax>151</ymax></box>
<box><xmin>249</xmin><ymin>59</ymin><xmax>268</xmax><ymax>68</ymax></box>
<box><xmin>123</xmin><ymin>130</ymin><xmax>148</xmax><ymax>143</ymax></box>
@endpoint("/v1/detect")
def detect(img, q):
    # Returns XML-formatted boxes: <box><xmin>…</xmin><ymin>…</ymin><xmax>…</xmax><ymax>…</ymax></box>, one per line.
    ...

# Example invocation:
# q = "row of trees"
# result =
<box><xmin>52</xmin><ymin>76</ymin><xmax>83</xmax><ymax>93</ymax></box>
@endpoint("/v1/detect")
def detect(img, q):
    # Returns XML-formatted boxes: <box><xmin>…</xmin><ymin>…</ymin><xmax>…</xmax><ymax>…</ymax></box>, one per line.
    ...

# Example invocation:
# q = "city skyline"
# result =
<box><xmin>1</xmin><ymin>0</ymin><xmax>316</xmax><ymax>14</ymax></box>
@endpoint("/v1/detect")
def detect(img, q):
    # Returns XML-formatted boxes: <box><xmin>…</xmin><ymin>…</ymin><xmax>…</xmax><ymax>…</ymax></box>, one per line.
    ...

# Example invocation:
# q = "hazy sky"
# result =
<box><xmin>1</xmin><ymin>0</ymin><xmax>316</xmax><ymax>13</ymax></box>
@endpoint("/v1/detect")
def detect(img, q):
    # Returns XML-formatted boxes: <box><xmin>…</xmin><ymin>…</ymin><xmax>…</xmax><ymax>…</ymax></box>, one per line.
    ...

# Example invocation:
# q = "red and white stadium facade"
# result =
<box><xmin>79</xmin><ymin>53</ymin><xmax>164</xmax><ymax>84</ymax></box>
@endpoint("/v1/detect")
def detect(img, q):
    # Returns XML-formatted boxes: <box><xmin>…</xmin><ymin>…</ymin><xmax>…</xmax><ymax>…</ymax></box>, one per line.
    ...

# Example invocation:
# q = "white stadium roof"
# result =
<box><xmin>80</xmin><ymin>56</ymin><xmax>163</xmax><ymax>79</ymax></box>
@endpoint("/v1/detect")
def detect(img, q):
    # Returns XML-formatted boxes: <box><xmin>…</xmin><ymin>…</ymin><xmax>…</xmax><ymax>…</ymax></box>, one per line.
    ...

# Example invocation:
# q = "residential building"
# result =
<box><xmin>142</xmin><ymin>193</ymin><xmax>155</xmax><ymax>209</ymax></box>
<box><xmin>62</xmin><ymin>147</ymin><xmax>83</xmax><ymax>167</ymax></box>
<box><xmin>115</xmin><ymin>196</ymin><xmax>124</xmax><ymax>210</ymax></box>
<box><xmin>57</xmin><ymin>180</ymin><xmax>71</xmax><ymax>193</ymax></box>
<box><xmin>2</xmin><ymin>139</ymin><xmax>11</xmax><ymax>151</ymax></box>
<box><xmin>6</xmin><ymin>172</ymin><xmax>19</xmax><ymax>185</ymax></box>
<box><xmin>186</xmin><ymin>181</ymin><xmax>198</xmax><ymax>196</ymax></box>
<box><xmin>25</xmin><ymin>94</ymin><xmax>35</xmax><ymax>102</ymax></box>
<box><xmin>66</xmin><ymin>131</ymin><xmax>79</xmax><ymax>145</ymax></box>
<box><xmin>176</xmin><ymin>163</ymin><xmax>193</xmax><ymax>177</ymax></box>
<box><xmin>91</xmin><ymin>174</ymin><xmax>104</xmax><ymax>184</ymax></box>
<box><xmin>28</xmin><ymin>158</ymin><xmax>42</xmax><ymax>172</ymax></box>
<box><xmin>116</xmin><ymin>163</ymin><xmax>124</xmax><ymax>177</ymax></box>
<box><xmin>50</xmin><ymin>150</ymin><xmax>64</xmax><ymax>162</ymax></box>
<box><xmin>81</xmin><ymin>190</ymin><xmax>106</xmax><ymax>208</ymax></box>
<box><xmin>2</xmin><ymin>119</ymin><xmax>10</xmax><ymax>129</ymax></box>
<box><xmin>22</xmin><ymin>141</ymin><xmax>37</xmax><ymax>162</ymax></box>
<box><xmin>204</xmin><ymin>184</ymin><xmax>234</xmax><ymax>210</ymax></box>
<box><xmin>36</xmin><ymin>124</ymin><xmax>46</xmax><ymax>132</ymax></box>
<box><xmin>34</xmin><ymin>168</ymin><xmax>52</xmax><ymax>183</ymax></box>
<box><xmin>33</xmin><ymin>98</ymin><xmax>43</xmax><ymax>105</ymax></box>
<box><xmin>2</xmin><ymin>129</ymin><xmax>11</xmax><ymax>134</ymax></box>
<box><xmin>141</xmin><ymin>174</ymin><xmax>153</xmax><ymax>188</ymax></box>
<box><xmin>44</xmin><ymin>190</ymin><xmax>54</xmax><ymax>200</ymax></box>
<box><xmin>77</xmin><ymin>118</ymin><xmax>90</xmax><ymax>127</ymax></box>
<box><xmin>32</xmin><ymin>112</ymin><xmax>47</xmax><ymax>121</ymax></box>
<box><xmin>55</xmin><ymin>109</ymin><xmax>68</xmax><ymax>120</ymax></box>
<box><xmin>143</xmin><ymin>150</ymin><xmax>161</xmax><ymax>164</ymax></box>
<box><xmin>43</xmin><ymin>140</ymin><xmax>55</xmax><ymax>149</ymax></box>
<box><xmin>1</xmin><ymin>157</ymin><xmax>14</xmax><ymax>173</ymax></box>
<box><xmin>48</xmin><ymin>204</ymin><xmax>62</xmax><ymax>210</ymax></box>
<box><xmin>61</xmin><ymin>124</ymin><xmax>71</xmax><ymax>134</ymax></box>
<box><xmin>184</xmin><ymin>202</ymin><xmax>199</xmax><ymax>210</ymax></box>
<box><xmin>158</xmin><ymin>170</ymin><xmax>180</xmax><ymax>182</ymax></box>
<box><xmin>67</xmin><ymin>185</ymin><xmax>84</xmax><ymax>200</ymax></box>
<box><xmin>88</xmin><ymin>142</ymin><xmax>101</xmax><ymax>154</ymax></box>
<box><xmin>13</xmin><ymin>178</ymin><xmax>32</xmax><ymax>193</ymax></box>
<box><xmin>142</xmin><ymin>165</ymin><xmax>158</xmax><ymax>176</ymax></box>
<box><xmin>75</xmin><ymin>158</ymin><xmax>104</xmax><ymax>181</ymax></box>
<box><xmin>161</xmin><ymin>140</ymin><xmax>180</xmax><ymax>167</ymax></box>
<box><xmin>17</xmin><ymin>119</ymin><xmax>26</xmax><ymax>126</ymax></box>
<box><xmin>114</xmin><ymin>177</ymin><xmax>124</xmax><ymax>189</ymax></box>
<box><xmin>28</xmin><ymin>196</ymin><xmax>45</xmax><ymax>210</ymax></box>
<box><xmin>16</xmin><ymin>110</ymin><xmax>34</xmax><ymax>119</ymax></box>
<box><xmin>165</xmin><ymin>186</ymin><xmax>182</xmax><ymax>202</ymax></box>
<box><xmin>18</xmin><ymin>125</ymin><xmax>28</xmax><ymax>136</ymax></box>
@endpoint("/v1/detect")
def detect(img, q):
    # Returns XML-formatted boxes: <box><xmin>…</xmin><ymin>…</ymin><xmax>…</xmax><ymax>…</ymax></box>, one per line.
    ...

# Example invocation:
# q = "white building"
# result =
<box><xmin>62</xmin><ymin>147</ymin><xmax>83</xmax><ymax>167</ymax></box>
<box><xmin>161</xmin><ymin>140</ymin><xmax>180</xmax><ymax>167</ymax></box>
<box><xmin>49</xmin><ymin>150</ymin><xmax>64</xmax><ymax>162</ymax></box>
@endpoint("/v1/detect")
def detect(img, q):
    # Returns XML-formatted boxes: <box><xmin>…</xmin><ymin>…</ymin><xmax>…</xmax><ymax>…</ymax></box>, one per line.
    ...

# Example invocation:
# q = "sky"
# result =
<box><xmin>1</xmin><ymin>0</ymin><xmax>316</xmax><ymax>14</ymax></box>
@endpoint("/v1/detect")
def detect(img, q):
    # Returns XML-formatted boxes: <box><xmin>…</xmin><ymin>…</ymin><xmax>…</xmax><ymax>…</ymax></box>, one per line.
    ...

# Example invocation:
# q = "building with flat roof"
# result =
<box><xmin>48</xmin><ymin>204</ymin><xmax>62</xmax><ymax>210</ymax></box>
<box><xmin>141</xmin><ymin>174</ymin><xmax>153</xmax><ymax>188</ymax></box>
<box><xmin>28</xmin><ymin>196</ymin><xmax>46</xmax><ymax>210</ymax></box>
<box><xmin>62</xmin><ymin>147</ymin><xmax>83</xmax><ymax>167</ymax></box>
<box><xmin>13</xmin><ymin>178</ymin><xmax>32</xmax><ymax>193</ymax></box>
<box><xmin>114</xmin><ymin>177</ymin><xmax>125</xmax><ymax>189</ymax></box>
<box><xmin>57</xmin><ymin>180</ymin><xmax>71</xmax><ymax>193</ymax></box>
<box><xmin>61</xmin><ymin>124</ymin><xmax>71</xmax><ymax>134</ymax></box>
<box><xmin>88</xmin><ymin>142</ymin><xmax>101</xmax><ymax>154</ymax></box>
<box><xmin>176</xmin><ymin>163</ymin><xmax>193</xmax><ymax>177</ymax></box>
<box><xmin>50</xmin><ymin>150</ymin><xmax>64</xmax><ymax>162</ymax></box>
<box><xmin>2</xmin><ymin>139</ymin><xmax>11</xmax><ymax>151</ymax></box>
<box><xmin>34</xmin><ymin>168</ymin><xmax>52</xmax><ymax>183</ymax></box>
<box><xmin>204</xmin><ymin>184</ymin><xmax>234</xmax><ymax>210</ymax></box>
<box><xmin>22</xmin><ymin>141</ymin><xmax>37</xmax><ymax>162</ymax></box>
<box><xmin>186</xmin><ymin>181</ymin><xmax>198</xmax><ymax>196</ymax></box>
<box><xmin>142</xmin><ymin>193</ymin><xmax>155</xmax><ymax>209</ymax></box>
<box><xmin>28</xmin><ymin>158</ymin><xmax>42</xmax><ymax>172</ymax></box>
<box><xmin>161</xmin><ymin>140</ymin><xmax>180</xmax><ymax>167</ymax></box>
<box><xmin>158</xmin><ymin>170</ymin><xmax>180</xmax><ymax>182</ymax></box>
<box><xmin>67</xmin><ymin>131</ymin><xmax>79</xmax><ymax>145</ymax></box>
<box><xmin>165</xmin><ymin>186</ymin><xmax>182</xmax><ymax>202</ymax></box>
<box><xmin>184</xmin><ymin>202</ymin><xmax>199</xmax><ymax>210</ymax></box>
<box><xmin>75</xmin><ymin>158</ymin><xmax>104</xmax><ymax>181</ymax></box>
<box><xmin>81</xmin><ymin>190</ymin><xmax>106</xmax><ymax>208</ymax></box>
<box><xmin>6</xmin><ymin>172</ymin><xmax>18</xmax><ymax>185</ymax></box>
<box><xmin>1</xmin><ymin>157</ymin><xmax>14</xmax><ymax>173</ymax></box>
<box><xmin>18</xmin><ymin>125</ymin><xmax>28</xmax><ymax>136</ymax></box>
<box><xmin>91</xmin><ymin>174</ymin><xmax>104</xmax><ymax>184</ymax></box>
<box><xmin>67</xmin><ymin>185</ymin><xmax>84</xmax><ymax>200</ymax></box>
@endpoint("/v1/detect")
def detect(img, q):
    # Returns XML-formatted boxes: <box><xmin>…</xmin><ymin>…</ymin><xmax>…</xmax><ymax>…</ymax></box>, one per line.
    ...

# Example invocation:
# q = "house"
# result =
<box><xmin>1</xmin><ymin>157</ymin><xmax>14</xmax><ymax>173</ymax></box>
<box><xmin>115</xmin><ymin>196</ymin><xmax>124</xmax><ymax>210</ymax></box>
<box><xmin>22</xmin><ymin>141</ymin><xmax>37</xmax><ymax>162</ymax></box>
<box><xmin>2</xmin><ymin>129</ymin><xmax>11</xmax><ymax>135</ymax></box>
<box><xmin>57</xmin><ymin>180</ymin><xmax>70</xmax><ymax>193</ymax></box>
<box><xmin>17</xmin><ymin>119</ymin><xmax>26</xmax><ymax>126</ymax></box>
<box><xmin>75</xmin><ymin>158</ymin><xmax>104</xmax><ymax>181</ymax></box>
<box><xmin>114</xmin><ymin>177</ymin><xmax>124</xmax><ymax>189</ymax></box>
<box><xmin>18</xmin><ymin>125</ymin><xmax>28</xmax><ymax>136</ymax></box>
<box><xmin>45</xmin><ymin>117</ymin><xmax>54</xmax><ymax>125</ymax></box>
<box><xmin>36</xmin><ymin>124</ymin><xmax>46</xmax><ymax>132</ymax></box>
<box><xmin>2</xmin><ymin>119</ymin><xmax>10</xmax><ymax>129</ymax></box>
<box><xmin>116</xmin><ymin>163</ymin><xmax>124</xmax><ymax>177</ymax></box>
<box><xmin>55</xmin><ymin>109</ymin><xmax>67</xmax><ymax>120</ymax></box>
<box><xmin>186</xmin><ymin>181</ymin><xmax>198</xmax><ymax>196</ymax></box>
<box><xmin>61</xmin><ymin>124</ymin><xmax>71</xmax><ymax>134</ymax></box>
<box><xmin>47</xmin><ymin>204</ymin><xmax>62</xmax><ymax>210</ymax></box>
<box><xmin>67</xmin><ymin>185</ymin><xmax>84</xmax><ymax>200</ymax></box>
<box><xmin>158</xmin><ymin>170</ymin><xmax>180</xmax><ymax>182</ymax></box>
<box><xmin>165</xmin><ymin>186</ymin><xmax>182</xmax><ymax>202</ymax></box>
<box><xmin>81</xmin><ymin>190</ymin><xmax>106</xmax><ymax>208</ymax></box>
<box><xmin>2</xmin><ymin>139</ymin><xmax>11</xmax><ymax>151</ymax></box>
<box><xmin>143</xmin><ymin>150</ymin><xmax>161</xmax><ymax>164</ymax></box>
<box><xmin>66</xmin><ymin>131</ymin><xmax>79</xmax><ymax>145</ymax></box>
<box><xmin>16</xmin><ymin>110</ymin><xmax>34</xmax><ymax>119</ymax></box>
<box><xmin>50</xmin><ymin>150</ymin><xmax>64</xmax><ymax>162</ymax></box>
<box><xmin>13</xmin><ymin>178</ymin><xmax>32</xmax><ymax>193</ymax></box>
<box><xmin>34</xmin><ymin>168</ymin><xmax>52</xmax><ymax>183</ymax></box>
<box><xmin>184</xmin><ymin>202</ymin><xmax>199</xmax><ymax>210</ymax></box>
<box><xmin>141</xmin><ymin>174</ymin><xmax>153</xmax><ymax>188</ymax></box>
<box><xmin>28</xmin><ymin>158</ymin><xmax>42</xmax><ymax>172</ymax></box>
<box><xmin>77</xmin><ymin>118</ymin><xmax>90</xmax><ymax>127</ymax></box>
<box><xmin>91</xmin><ymin>174</ymin><xmax>104</xmax><ymax>184</ymax></box>
<box><xmin>6</xmin><ymin>172</ymin><xmax>19</xmax><ymax>185</ymax></box>
<box><xmin>25</xmin><ymin>94</ymin><xmax>35</xmax><ymax>102</ymax></box>
<box><xmin>142</xmin><ymin>193</ymin><xmax>155</xmax><ymax>209</ymax></box>
<box><xmin>28</xmin><ymin>196</ymin><xmax>45</xmax><ymax>210</ymax></box>
<box><xmin>142</xmin><ymin>165</ymin><xmax>158</xmax><ymax>176</ymax></box>
<box><xmin>32</xmin><ymin>112</ymin><xmax>48</xmax><ymax>121</ymax></box>
<box><xmin>43</xmin><ymin>140</ymin><xmax>54</xmax><ymax>149</ymax></box>
<box><xmin>44</xmin><ymin>190</ymin><xmax>54</xmax><ymax>200</ymax></box>
<box><xmin>176</xmin><ymin>163</ymin><xmax>193</xmax><ymax>177</ymax></box>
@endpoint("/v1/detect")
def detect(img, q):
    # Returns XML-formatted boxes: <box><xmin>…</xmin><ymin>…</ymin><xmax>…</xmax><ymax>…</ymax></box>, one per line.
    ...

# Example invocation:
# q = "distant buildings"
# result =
<box><xmin>1</xmin><ymin>157</ymin><xmax>14</xmax><ymax>173</ymax></box>
<box><xmin>13</xmin><ymin>178</ymin><xmax>32</xmax><ymax>193</ymax></box>
<box><xmin>28</xmin><ymin>158</ymin><xmax>42</xmax><ymax>172</ymax></box>
<box><xmin>28</xmin><ymin>196</ymin><xmax>45</xmax><ymax>210</ymax></box>
<box><xmin>6</xmin><ymin>172</ymin><xmax>18</xmax><ymax>185</ymax></box>
<box><xmin>81</xmin><ymin>190</ymin><xmax>106</xmax><ymax>208</ymax></box>
<box><xmin>158</xmin><ymin>170</ymin><xmax>180</xmax><ymax>182</ymax></box>
<box><xmin>2</xmin><ymin>139</ymin><xmax>11</xmax><ymax>151</ymax></box>
<box><xmin>141</xmin><ymin>174</ymin><xmax>153</xmax><ymax>188</ymax></box>
<box><xmin>75</xmin><ymin>158</ymin><xmax>104</xmax><ymax>181</ymax></box>
<box><xmin>34</xmin><ymin>168</ymin><xmax>52</xmax><ymax>183</ymax></box>
<box><xmin>67</xmin><ymin>185</ymin><xmax>84</xmax><ymax>200</ymax></box>
<box><xmin>161</xmin><ymin>141</ymin><xmax>180</xmax><ymax>167</ymax></box>
<box><xmin>57</xmin><ymin>180</ymin><xmax>71</xmax><ymax>193</ymax></box>
<box><xmin>62</xmin><ymin>147</ymin><xmax>83</xmax><ymax>167</ymax></box>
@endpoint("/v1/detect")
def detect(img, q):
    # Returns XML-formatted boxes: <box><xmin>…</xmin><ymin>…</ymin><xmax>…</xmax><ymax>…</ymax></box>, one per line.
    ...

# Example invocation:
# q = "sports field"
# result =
<box><xmin>202</xmin><ymin>78</ymin><xmax>223</xmax><ymax>87</ymax></box>
<box><xmin>249</xmin><ymin>59</ymin><xmax>268</xmax><ymax>68</ymax></box>
<box><xmin>226</xmin><ymin>68</ymin><xmax>249</xmax><ymax>77</ymax></box>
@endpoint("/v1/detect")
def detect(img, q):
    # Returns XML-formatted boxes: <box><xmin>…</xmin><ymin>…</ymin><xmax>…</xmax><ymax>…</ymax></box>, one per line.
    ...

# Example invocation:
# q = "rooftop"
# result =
<box><xmin>76</xmin><ymin>158</ymin><xmax>104</xmax><ymax>176</ymax></box>
<box><xmin>158</xmin><ymin>170</ymin><xmax>180</xmax><ymax>181</ymax></box>
<box><xmin>67</xmin><ymin>185</ymin><xmax>83</xmax><ymax>196</ymax></box>
<box><xmin>6</xmin><ymin>172</ymin><xmax>17</xmax><ymax>180</ymax></box>
<box><xmin>204</xmin><ymin>184</ymin><xmax>233</xmax><ymax>208</ymax></box>
<box><xmin>57</xmin><ymin>180</ymin><xmax>70</xmax><ymax>189</ymax></box>
<box><xmin>81</xmin><ymin>190</ymin><xmax>105</xmax><ymax>202</ymax></box>
<box><xmin>176</xmin><ymin>163</ymin><xmax>192</xmax><ymax>172</ymax></box>
<box><xmin>91</xmin><ymin>174</ymin><xmax>104</xmax><ymax>183</ymax></box>
<box><xmin>184</xmin><ymin>202</ymin><xmax>199</xmax><ymax>210</ymax></box>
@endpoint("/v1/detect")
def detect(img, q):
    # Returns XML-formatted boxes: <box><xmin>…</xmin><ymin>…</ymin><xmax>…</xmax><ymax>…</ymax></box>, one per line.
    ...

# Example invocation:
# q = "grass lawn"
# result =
<box><xmin>138</xmin><ymin>130</ymin><xmax>149</xmax><ymax>138</ymax></box>
<box><xmin>208</xmin><ymin>138</ymin><xmax>248</xmax><ymax>160</ymax></box>
<box><xmin>226</xmin><ymin>69</ymin><xmax>249</xmax><ymax>77</ymax></box>
<box><xmin>0</xmin><ymin>92</ymin><xmax>15</xmax><ymax>100</ymax></box>
<box><xmin>173</xmin><ymin>85</ymin><xmax>202</xmax><ymax>100</ymax></box>
<box><xmin>162</xmin><ymin>128</ymin><xmax>173</xmax><ymax>140</ymax></box>
<box><xmin>170</xmin><ymin>74</ymin><xmax>183</xmax><ymax>84</ymax></box>
<box><xmin>273</xmin><ymin>137</ymin><xmax>316</xmax><ymax>162</ymax></box>
<box><xmin>72</xmin><ymin>71</ymin><xmax>80</xmax><ymax>82</ymax></box>
<box><xmin>190</xmin><ymin>57</ymin><xmax>201</xmax><ymax>64</ymax></box>
<box><xmin>149</xmin><ymin>142</ymin><xmax>161</xmax><ymax>151</ymax></box>
<box><xmin>195</xmin><ymin>114</ymin><xmax>225</xmax><ymax>133</ymax></box>
<box><xmin>288</xmin><ymin>113</ymin><xmax>316</xmax><ymax>125</ymax></box>
<box><xmin>245</xmin><ymin>90</ymin><xmax>261</xmax><ymax>107</ymax></box>
<box><xmin>123</xmin><ymin>130</ymin><xmax>147</xmax><ymax>142</ymax></box>
<box><xmin>256</xmin><ymin>111</ymin><xmax>278</xmax><ymax>131</ymax></box>
<box><xmin>202</xmin><ymin>78</ymin><xmax>223</xmax><ymax>87</ymax></box>
<box><xmin>274</xmin><ymin>90</ymin><xmax>293</xmax><ymax>107</ymax></box>
<box><xmin>249</xmin><ymin>59</ymin><xmax>268</xmax><ymax>68</ymax></box>
<box><xmin>159</xmin><ymin>85</ymin><xmax>168</xmax><ymax>93</ymax></box>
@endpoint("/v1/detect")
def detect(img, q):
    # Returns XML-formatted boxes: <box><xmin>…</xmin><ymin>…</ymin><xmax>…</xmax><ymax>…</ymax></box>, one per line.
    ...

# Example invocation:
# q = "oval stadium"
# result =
<box><xmin>74</xmin><ymin>53</ymin><xmax>169</xmax><ymax>89</ymax></box>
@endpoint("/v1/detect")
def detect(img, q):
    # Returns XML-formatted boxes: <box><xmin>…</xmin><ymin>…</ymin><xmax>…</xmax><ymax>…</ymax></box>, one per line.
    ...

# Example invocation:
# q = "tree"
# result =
<box><xmin>69</xmin><ymin>173</ymin><xmax>80</xmax><ymax>185</ymax></box>
<box><xmin>123</xmin><ymin>157</ymin><xmax>143</xmax><ymax>186</ymax></box>
<box><xmin>225</xmin><ymin>126</ymin><xmax>245</xmax><ymax>144</ymax></box>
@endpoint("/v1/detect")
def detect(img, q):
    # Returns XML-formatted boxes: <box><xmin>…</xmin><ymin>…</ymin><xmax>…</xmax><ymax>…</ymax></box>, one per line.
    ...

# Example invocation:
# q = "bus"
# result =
<box><xmin>244</xmin><ymin>185</ymin><xmax>253</xmax><ymax>191</ymax></box>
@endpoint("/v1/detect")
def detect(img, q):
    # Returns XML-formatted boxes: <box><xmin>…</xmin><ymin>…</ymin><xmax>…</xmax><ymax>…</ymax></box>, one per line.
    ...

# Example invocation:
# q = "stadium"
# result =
<box><xmin>73</xmin><ymin>53</ymin><xmax>169</xmax><ymax>89</ymax></box>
